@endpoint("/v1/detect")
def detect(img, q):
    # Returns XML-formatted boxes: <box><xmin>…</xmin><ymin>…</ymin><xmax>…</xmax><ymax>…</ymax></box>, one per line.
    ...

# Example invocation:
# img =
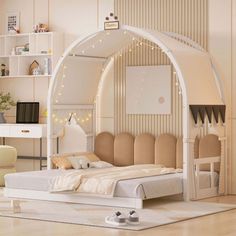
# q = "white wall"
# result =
<box><xmin>208</xmin><ymin>0</ymin><xmax>236</xmax><ymax>194</ymax></box>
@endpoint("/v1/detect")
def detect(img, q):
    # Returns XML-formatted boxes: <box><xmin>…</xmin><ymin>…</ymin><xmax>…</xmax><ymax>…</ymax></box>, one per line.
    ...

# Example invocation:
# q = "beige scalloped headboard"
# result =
<box><xmin>95</xmin><ymin>132</ymin><xmax>182</xmax><ymax>168</ymax></box>
<box><xmin>94</xmin><ymin>132</ymin><xmax>220</xmax><ymax>169</ymax></box>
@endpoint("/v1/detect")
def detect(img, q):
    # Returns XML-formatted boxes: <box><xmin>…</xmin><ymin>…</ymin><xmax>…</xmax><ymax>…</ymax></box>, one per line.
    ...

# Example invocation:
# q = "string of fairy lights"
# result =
<box><xmin>52</xmin><ymin>112</ymin><xmax>92</xmax><ymax>124</ymax></box>
<box><xmin>52</xmin><ymin>64</ymin><xmax>93</xmax><ymax>124</ymax></box>
<box><xmin>52</xmin><ymin>29</ymin><xmax>182</xmax><ymax>124</ymax></box>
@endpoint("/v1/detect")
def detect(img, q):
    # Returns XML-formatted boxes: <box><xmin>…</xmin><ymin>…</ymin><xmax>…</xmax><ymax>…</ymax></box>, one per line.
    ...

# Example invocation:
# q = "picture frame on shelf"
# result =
<box><xmin>6</xmin><ymin>12</ymin><xmax>20</xmax><ymax>34</ymax></box>
<box><xmin>15</xmin><ymin>46</ymin><xmax>25</xmax><ymax>55</ymax></box>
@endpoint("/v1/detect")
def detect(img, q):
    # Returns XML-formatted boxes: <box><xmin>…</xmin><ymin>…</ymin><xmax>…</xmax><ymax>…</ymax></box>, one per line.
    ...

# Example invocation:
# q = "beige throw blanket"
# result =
<box><xmin>49</xmin><ymin>164</ymin><xmax>182</xmax><ymax>197</ymax></box>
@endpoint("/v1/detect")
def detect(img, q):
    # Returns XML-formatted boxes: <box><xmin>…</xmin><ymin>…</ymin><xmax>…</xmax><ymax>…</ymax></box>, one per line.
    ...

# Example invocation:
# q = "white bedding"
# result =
<box><xmin>49</xmin><ymin>165</ymin><xmax>181</xmax><ymax>196</ymax></box>
<box><xmin>4</xmin><ymin>169</ymin><xmax>218</xmax><ymax>199</ymax></box>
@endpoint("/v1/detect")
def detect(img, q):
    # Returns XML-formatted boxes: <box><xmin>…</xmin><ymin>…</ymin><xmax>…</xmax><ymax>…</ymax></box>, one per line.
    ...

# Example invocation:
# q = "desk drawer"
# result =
<box><xmin>0</xmin><ymin>126</ymin><xmax>10</xmax><ymax>136</ymax></box>
<box><xmin>9</xmin><ymin>126</ymin><xmax>43</xmax><ymax>138</ymax></box>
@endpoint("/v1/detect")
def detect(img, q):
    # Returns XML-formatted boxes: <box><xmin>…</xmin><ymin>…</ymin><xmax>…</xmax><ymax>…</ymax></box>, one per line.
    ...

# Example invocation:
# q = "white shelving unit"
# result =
<box><xmin>0</xmin><ymin>32</ymin><xmax>64</xmax><ymax>171</ymax></box>
<box><xmin>0</xmin><ymin>32</ymin><xmax>63</xmax><ymax>78</ymax></box>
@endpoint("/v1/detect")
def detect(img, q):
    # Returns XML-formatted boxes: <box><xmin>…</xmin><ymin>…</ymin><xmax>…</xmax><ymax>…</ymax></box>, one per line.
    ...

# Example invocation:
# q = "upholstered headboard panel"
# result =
<box><xmin>199</xmin><ymin>134</ymin><xmax>220</xmax><ymax>171</ymax></box>
<box><xmin>94</xmin><ymin>132</ymin><xmax>114</xmax><ymax>164</ymax></box>
<box><xmin>114</xmin><ymin>133</ymin><xmax>134</xmax><ymax>166</ymax></box>
<box><xmin>134</xmin><ymin>134</ymin><xmax>155</xmax><ymax>164</ymax></box>
<box><xmin>155</xmin><ymin>134</ymin><xmax>177</xmax><ymax>168</ymax></box>
<box><xmin>95</xmin><ymin>132</ymin><xmax>178</xmax><ymax>168</ymax></box>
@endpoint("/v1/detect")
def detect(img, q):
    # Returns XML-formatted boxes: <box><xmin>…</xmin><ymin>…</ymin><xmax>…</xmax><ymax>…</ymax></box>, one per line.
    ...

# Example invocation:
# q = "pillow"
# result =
<box><xmin>51</xmin><ymin>157</ymin><xmax>72</xmax><ymax>170</ymax></box>
<box><xmin>68</xmin><ymin>156</ymin><xmax>91</xmax><ymax>169</ymax></box>
<box><xmin>85</xmin><ymin>152</ymin><xmax>100</xmax><ymax>162</ymax></box>
<box><xmin>73</xmin><ymin>152</ymin><xmax>100</xmax><ymax>162</ymax></box>
<box><xmin>90</xmin><ymin>161</ymin><xmax>113</xmax><ymax>168</ymax></box>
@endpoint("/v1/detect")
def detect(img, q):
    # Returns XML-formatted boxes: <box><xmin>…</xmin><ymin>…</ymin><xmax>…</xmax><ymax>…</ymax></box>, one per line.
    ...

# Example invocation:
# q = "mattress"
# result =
<box><xmin>4</xmin><ymin>169</ymin><xmax>218</xmax><ymax>199</ymax></box>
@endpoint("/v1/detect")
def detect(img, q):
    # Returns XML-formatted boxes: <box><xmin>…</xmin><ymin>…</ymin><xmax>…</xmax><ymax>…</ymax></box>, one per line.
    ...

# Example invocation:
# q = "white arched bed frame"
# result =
<box><xmin>47</xmin><ymin>25</ymin><xmax>226</xmax><ymax>202</ymax></box>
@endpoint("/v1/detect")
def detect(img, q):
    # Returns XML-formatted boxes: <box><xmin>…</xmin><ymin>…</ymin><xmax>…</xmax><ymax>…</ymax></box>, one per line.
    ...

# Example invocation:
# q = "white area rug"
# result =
<box><xmin>0</xmin><ymin>197</ymin><xmax>235</xmax><ymax>231</ymax></box>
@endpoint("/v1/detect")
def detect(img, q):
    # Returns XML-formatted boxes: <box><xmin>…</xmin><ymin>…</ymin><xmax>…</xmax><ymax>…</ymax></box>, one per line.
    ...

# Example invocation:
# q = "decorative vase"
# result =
<box><xmin>0</xmin><ymin>112</ymin><xmax>6</xmax><ymax>123</ymax></box>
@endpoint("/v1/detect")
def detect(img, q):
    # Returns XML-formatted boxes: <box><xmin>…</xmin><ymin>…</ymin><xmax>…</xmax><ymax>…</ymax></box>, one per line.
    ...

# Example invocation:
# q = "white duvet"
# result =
<box><xmin>49</xmin><ymin>164</ymin><xmax>182</xmax><ymax>197</ymax></box>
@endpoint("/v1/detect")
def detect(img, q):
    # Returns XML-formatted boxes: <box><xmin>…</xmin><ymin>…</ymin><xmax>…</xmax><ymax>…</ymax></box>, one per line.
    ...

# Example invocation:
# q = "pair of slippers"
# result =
<box><xmin>105</xmin><ymin>210</ymin><xmax>139</xmax><ymax>226</ymax></box>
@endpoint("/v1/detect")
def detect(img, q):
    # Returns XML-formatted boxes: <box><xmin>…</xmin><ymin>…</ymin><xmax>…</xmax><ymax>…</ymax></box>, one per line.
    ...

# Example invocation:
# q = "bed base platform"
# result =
<box><xmin>4</xmin><ymin>188</ymin><xmax>144</xmax><ymax>209</ymax></box>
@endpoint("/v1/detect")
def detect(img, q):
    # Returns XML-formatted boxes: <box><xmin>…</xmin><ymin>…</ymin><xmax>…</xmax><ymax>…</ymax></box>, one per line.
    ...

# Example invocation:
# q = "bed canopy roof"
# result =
<box><xmin>49</xmin><ymin>25</ymin><xmax>224</xmax><ymax>109</ymax></box>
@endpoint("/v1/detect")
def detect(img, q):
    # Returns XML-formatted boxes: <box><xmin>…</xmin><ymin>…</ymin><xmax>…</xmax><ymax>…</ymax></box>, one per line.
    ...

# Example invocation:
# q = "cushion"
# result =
<box><xmin>52</xmin><ymin>152</ymin><xmax>100</xmax><ymax>162</ymax></box>
<box><xmin>51</xmin><ymin>156</ymin><xmax>72</xmax><ymax>169</ymax></box>
<box><xmin>68</xmin><ymin>156</ymin><xmax>91</xmax><ymax>169</ymax></box>
<box><xmin>90</xmin><ymin>161</ymin><xmax>113</xmax><ymax>168</ymax></box>
<box><xmin>0</xmin><ymin>145</ymin><xmax>17</xmax><ymax>167</ymax></box>
<box><xmin>82</xmin><ymin>152</ymin><xmax>100</xmax><ymax>162</ymax></box>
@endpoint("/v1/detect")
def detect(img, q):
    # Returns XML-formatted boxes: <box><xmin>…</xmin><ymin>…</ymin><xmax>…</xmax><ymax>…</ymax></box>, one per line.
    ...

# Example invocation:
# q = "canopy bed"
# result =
<box><xmin>3</xmin><ymin>22</ymin><xmax>226</xmax><ymax>209</ymax></box>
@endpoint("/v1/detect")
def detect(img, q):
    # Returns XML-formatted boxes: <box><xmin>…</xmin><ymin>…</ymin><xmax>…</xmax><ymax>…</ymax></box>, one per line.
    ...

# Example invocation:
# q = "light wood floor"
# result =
<box><xmin>0</xmin><ymin>195</ymin><xmax>236</xmax><ymax>236</ymax></box>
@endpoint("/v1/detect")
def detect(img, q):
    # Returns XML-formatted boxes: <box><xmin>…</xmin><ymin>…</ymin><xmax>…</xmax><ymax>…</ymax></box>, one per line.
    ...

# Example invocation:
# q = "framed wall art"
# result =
<box><xmin>6</xmin><ymin>12</ymin><xmax>20</xmax><ymax>33</ymax></box>
<box><xmin>126</xmin><ymin>65</ymin><xmax>172</xmax><ymax>115</ymax></box>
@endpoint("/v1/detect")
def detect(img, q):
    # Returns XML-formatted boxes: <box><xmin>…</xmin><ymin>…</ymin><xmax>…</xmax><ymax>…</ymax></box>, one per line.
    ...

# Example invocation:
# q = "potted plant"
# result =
<box><xmin>0</xmin><ymin>92</ymin><xmax>16</xmax><ymax>123</ymax></box>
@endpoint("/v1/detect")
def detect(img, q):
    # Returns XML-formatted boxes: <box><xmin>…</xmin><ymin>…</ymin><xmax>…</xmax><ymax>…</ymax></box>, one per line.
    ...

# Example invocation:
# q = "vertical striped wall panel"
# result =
<box><xmin>114</xmin><ymin>0</ymin><xmax>208</xmax><ymax>137</ymax></box>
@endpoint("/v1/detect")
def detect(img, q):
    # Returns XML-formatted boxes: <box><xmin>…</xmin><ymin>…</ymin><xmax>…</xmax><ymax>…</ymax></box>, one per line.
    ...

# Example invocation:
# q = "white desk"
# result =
<box><xmin>0</xmin><ymin>124</ymin><xmax>47</xmax><ymax>170</ymax></box>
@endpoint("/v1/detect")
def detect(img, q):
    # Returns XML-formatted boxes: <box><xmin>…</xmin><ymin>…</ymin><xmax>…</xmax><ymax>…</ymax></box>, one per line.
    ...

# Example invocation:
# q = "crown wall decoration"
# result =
<box><xmin>104</xmin><ymin>13</ymin><xmax>119</xmax><ymax>30</ymax></box>
<box><xmin>190</xmin><ymin>105</ymin><xmax>226</xmax><ymax>124</ymax></box>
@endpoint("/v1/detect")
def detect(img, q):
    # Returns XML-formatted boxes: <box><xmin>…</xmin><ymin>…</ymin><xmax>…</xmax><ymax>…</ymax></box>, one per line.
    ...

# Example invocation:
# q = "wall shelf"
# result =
<box><xmin>0</xmin><ymin>32</ymin><xmax>63</xmax><ymax>77</ymax></box>
<box><xmin>0</xmin><ymin>75</ymin><xmax>52</xmax><ymax>79</ymax></box>
<box><xmin>0</xmin><ymin>54</ymin><xmax>52</xmax><ymax>58</ymax></box>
